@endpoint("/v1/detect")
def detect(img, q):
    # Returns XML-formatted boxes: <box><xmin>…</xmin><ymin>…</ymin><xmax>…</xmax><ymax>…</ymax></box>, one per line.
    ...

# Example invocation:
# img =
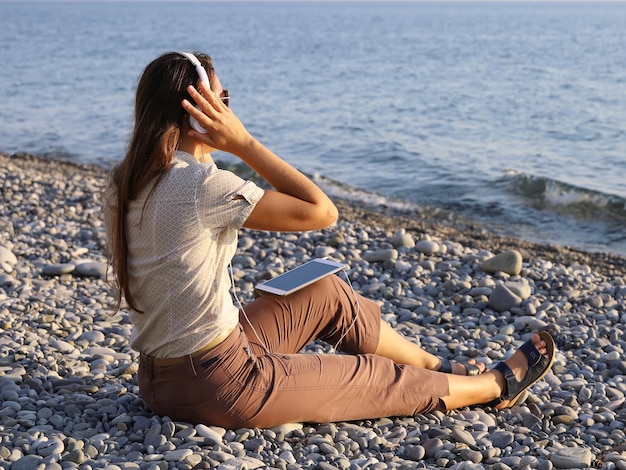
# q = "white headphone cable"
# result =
<box><xmin>332</xmin><ymin>268</ymin><xmax>361</xmax><ymax>351</ymax></box>
<box><xmin>229</xmin><ymin>261</ymin><xmax>271</xmax><ymax>356</ymax></box>
<box><xmin>230</xmin><ymin>260</ymin><xmax>361</xmax><ymax>355</ymax></box>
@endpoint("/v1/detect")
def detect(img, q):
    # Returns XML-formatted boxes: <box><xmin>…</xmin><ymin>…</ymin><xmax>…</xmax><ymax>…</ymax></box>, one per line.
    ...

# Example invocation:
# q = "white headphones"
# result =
<box><xmin>179</xmin><ymin>52</ymin><xmax>210</xmax><ymax>133</ymax></box>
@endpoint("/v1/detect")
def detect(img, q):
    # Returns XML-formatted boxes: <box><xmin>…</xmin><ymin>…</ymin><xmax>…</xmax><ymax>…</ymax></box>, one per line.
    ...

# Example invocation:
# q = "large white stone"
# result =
<box><xmin>481</xmin><ymin>250</ymin><xmax>523</xmax><ymax>275</ymax></box>
<box><xmin>0</xmin><ymin>246</ymin><xmax>17</xmax><ymax>267</ymax></box>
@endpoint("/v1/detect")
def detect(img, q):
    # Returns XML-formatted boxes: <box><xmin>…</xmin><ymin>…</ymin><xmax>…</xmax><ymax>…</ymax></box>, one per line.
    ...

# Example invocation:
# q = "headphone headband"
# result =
<box><xmin>178</xmin><ymin>52</ymin><xmax>210</xmax><ymax>133</ymax></box>
<box><xmin>179</xmin><ymin>52</ymin><xmax>210</xmax><ymax>88</ymax></box>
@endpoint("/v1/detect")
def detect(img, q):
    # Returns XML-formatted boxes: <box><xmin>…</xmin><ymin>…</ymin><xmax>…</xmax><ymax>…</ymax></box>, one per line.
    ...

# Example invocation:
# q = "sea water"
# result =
<box><xmin>1</xmin><ymin>1</ymin><xmax>624</xmax><ymax>255</ymax></box>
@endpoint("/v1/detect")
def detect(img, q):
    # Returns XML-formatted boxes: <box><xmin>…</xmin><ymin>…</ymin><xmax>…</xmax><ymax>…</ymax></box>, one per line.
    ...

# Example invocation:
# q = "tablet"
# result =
<box><xmin>255</xmin><ymin>258</ymin><xmax>347</xmax><ymax>295</ymax></box>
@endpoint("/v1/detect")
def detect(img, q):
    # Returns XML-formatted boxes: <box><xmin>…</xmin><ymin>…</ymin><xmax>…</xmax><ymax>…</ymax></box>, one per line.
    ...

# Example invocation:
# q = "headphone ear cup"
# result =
<box><xmin>189</xmin><ymin>105</ymin><xmax>207</xmax><ymax>133</ymax></box>
<box><xmin>178</xmin><ymin>52</ymin><xmax>211</xmax><ymax>134</ymax></box>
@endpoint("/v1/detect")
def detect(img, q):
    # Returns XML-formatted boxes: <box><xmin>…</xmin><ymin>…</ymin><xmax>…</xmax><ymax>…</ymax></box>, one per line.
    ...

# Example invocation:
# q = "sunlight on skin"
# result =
<box><xmin>375</xmin><ymin>321</ymin><xmax>487</xmax><ymax>374</ymax></box>
<box><xmin>374</xmin><ymin>324</ymin><xmax>548</xmax><ymax>409</ymax></box>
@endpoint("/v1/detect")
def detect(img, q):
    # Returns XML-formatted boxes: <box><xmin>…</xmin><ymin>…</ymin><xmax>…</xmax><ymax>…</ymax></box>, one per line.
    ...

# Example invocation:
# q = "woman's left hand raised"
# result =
<box><xmin>182</xmin><ymin>83</ymin><xmax>256</xmax><ymax>156</ymax></box>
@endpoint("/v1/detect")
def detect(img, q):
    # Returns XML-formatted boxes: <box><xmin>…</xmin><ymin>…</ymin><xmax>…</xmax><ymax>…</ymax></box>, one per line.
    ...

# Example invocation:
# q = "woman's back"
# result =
<box><xmin>104</xmin><ymin>150</ymin><xmax>264</xmax><ymax>358</ymax></box>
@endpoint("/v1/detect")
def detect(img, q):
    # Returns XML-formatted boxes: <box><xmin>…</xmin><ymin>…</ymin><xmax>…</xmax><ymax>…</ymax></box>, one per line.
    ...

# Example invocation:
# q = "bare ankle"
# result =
<box><xmin>488</xmin><ymin>370</ymin><xmax>505</xmax><ymax>400</ymax></box>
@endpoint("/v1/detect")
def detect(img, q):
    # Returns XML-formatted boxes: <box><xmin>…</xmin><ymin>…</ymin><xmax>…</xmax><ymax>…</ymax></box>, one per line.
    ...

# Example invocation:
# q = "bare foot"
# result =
<box><xmin>436</xmin><ymin>357</ymin><xmax>487</xmax><ymax>375</ymax></box>
<box><xmin>450</xmin><ymin>359</ymin><xmax>487</xmax><ymax>375</ymax></box>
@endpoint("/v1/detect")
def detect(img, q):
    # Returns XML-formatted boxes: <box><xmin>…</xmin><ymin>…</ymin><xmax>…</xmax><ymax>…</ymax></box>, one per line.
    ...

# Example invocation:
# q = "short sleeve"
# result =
<box><xmin>196</xmin><ymin>167</ymin><xmax>265</xmax><ymax>230</ymax></box>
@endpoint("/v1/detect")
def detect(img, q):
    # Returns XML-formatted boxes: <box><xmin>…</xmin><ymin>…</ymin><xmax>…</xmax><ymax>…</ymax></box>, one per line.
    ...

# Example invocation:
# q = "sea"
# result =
<box><xmin>1</xmin><ymin>1</ymin><xmax>625</xmax><ymax>257</ymax></box>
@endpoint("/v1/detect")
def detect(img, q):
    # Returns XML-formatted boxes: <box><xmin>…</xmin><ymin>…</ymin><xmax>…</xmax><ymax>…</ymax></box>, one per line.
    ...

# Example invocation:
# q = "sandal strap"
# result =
<box><xmin>487</xmin><ymin>362</ymin><xmax>516</xmax><ymax>406</ymax></box>
<box><xmin>464</xmin><ymin>363</ymin><xmax>482</xmax><ymax>376</ymax></box>
<box><xmin>437</xmin><ymin>358</ymin><xmax>482</xmax><ymax>376</ymax></box>
<box><xmin>487</xmin><ymin>335</ymin><xmax>552</xmax><ymax>407</ymax></box>
<box><xmin>520</xmin><ymin>338</ymin><xmax>545</xmax><ymax>368</ymax></box>
<box><xmin>438</xmin><ymin>358</ymin><xmax>453</xmax><ymax>374</ymax></box>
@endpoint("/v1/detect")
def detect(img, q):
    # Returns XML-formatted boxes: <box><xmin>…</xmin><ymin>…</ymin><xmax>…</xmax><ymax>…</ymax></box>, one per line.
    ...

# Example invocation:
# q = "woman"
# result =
<box><xmin>103</xmin><ymin>51</ymin><xmax>555</xmax><ymax>428</ymax></box>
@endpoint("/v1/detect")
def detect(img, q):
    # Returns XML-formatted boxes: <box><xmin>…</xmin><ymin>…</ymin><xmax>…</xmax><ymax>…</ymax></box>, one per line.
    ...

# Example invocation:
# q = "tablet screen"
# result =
<box><xmin>256</xmin><ymin>259</ymin><xmax>346</xmax><ymax>295</ymax></box>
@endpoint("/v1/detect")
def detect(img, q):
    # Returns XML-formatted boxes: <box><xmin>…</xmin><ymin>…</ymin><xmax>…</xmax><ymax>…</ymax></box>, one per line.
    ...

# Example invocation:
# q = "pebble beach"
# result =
<box><xmin>1</xmin><ymin>152</ymin><xmax>625</xmax><ymax>470</ymax></box>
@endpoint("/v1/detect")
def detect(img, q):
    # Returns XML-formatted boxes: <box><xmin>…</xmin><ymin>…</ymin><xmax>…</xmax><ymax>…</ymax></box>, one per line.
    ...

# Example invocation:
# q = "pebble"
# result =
<box><xmin>1</xmin><ymin>152</ymin><xmax>625</xmax><ymax>470</ymax></box>
<box><xmin>362</xmin><ymin>248</ymin><xmax>398</xmax><ymax>263</ymax></box>
<box><xmin>505</xmin><ymin>281</ymin><xmax>532</xmax><ymax>300</ymax></box>
<box><xmin>42</xmin><ymin>263</ymin><xmax>76</xmax><ymax>276</ymax></box>
<box><xmin>11</xmin><ymin>455</ymin><xmax>44</xmax><ymax>470</ymax></box>
<box><xmin>0</xmin><ymin>245</ymin><xmax>17</xmax><ymax>268</ymax></box>
<box><xmin>488</xmin><ymin>284</ymin><xmax>523</xmax><ymax>312</ymax></box>
<box><xmin>195</xmin><ymin>424</ymin><xmax>224</xmax><ymax>446</ymax></box>
<box><xmin>391</xmin><ymin>228</ymin><xmax>415</xmax><ymax>249</ymax></box>
<box><xmin>164</xmin><ymin>448</ymin><xmax>193</xmax><ymax>461</ymax></box>
<box><xmin>490</xmin><ymin>431</ymin><xmax>515</xmax><ymax>448</ymax></box>
<box><xmin>416</xmin><ymin>239</ymin><xmax>439</xmax><ymax>256</ymax></box>
<box><xmin>0</xmin><ymin>273</ymin><xmax>16</xmax><ymax>286</ymax></box>
<box><xmin>73</xmin><ymin>259</ymin><xmax>107</xmax><ymax>277</ymax></box>
<box><xmin>550</xmin><ymin>448</ymin><xmax>593</xmax><ymax>469</ymax></box>
<box><xmin>481</xmin><ymin>250</ymin><xmax>523</xmax><ymax>275</ymax></box>
<box><xmin>35</xmin><ymin>437</ymin><xmax>64</xmax><ymax>456</ymax></box>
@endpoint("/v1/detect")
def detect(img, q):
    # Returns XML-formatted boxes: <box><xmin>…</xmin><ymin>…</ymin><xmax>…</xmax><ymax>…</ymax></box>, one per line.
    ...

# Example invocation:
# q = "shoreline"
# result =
<box><xmin>333</xmin><ymin>198</ymin><xmax>626</xmax><ymax>278</ymax></box>
<box><xmin>1</xmin><ymin>151</ymin><xmax>626</xmax><ymax>469</ymax></box>
<box><xmin>5</xmin><ymin>151</ymin><xmax>625</xmax><ymax>275</ymax></box>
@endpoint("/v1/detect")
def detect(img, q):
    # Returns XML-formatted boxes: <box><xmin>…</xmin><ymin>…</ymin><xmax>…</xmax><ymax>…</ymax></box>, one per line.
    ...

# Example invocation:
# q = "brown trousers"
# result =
<box><xmin>137</xmin><ymin>275</ymin><xmax>449</xmax><ymax>428</ymax></box>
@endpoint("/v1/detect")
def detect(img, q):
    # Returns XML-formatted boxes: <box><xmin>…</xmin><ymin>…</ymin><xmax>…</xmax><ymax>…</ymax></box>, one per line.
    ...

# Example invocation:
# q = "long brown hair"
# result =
<box><xmin>107</xmin><ymin>51</ymin><xmax>215</xmax><ymax>313</ymax></box>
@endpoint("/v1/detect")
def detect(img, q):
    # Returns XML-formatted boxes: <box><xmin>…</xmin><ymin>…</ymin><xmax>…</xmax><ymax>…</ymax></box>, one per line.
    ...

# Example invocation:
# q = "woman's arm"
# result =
<box><xmin>182</xmin><ymin>84</ymin><xmax>338</xmax><ymax>231</ymax></box>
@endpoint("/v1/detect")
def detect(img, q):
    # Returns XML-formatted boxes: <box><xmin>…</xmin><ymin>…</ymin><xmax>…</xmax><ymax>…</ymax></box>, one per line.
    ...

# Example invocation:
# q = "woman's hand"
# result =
<box><xmin>184</xmin><ymin>82</ymin><xmax>338</xmax><ymax>232</ymax></box>
<box><xmin>182</xmin><ymin>83</ymin><xmax>255</xmax><ymax>155</ymax></box>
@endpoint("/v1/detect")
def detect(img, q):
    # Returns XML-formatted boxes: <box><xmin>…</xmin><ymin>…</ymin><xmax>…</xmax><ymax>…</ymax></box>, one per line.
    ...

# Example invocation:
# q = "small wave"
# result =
<box><xmin>312</xmin><ymin>172</ymin><xmax>413</xmax><ymax>210</ymax></box>
<box><xmin>215</xmin><ymin>157</ymin><xmax>462</xmax><ymax>222</ymax></box>
<box><xmin>312</xmin><ymin>172</ymin><xmax>473</xmax><ymax>225</ymax></box>
<box><xmin>499</xmin><ymin>169</ymin><xmax>626</xmax><ymax>223</ymax></box>
<box><xmin>215</xmin><ymin>157</ymin><xmax>392</xmax><ymax>206</ymax></box>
